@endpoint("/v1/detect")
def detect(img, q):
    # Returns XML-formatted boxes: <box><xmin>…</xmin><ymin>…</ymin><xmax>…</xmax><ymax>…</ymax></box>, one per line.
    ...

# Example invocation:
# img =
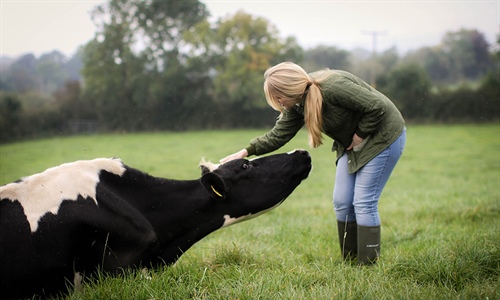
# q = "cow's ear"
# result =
<box><xmin>201</xmin><ymin>173</ymin><xmax>227</xmax><ymax>200</ymax></box>
<box><xmin>200</xmin><ymin>165</ymin><xmax>211</xmax><ymax>175</ymax></box>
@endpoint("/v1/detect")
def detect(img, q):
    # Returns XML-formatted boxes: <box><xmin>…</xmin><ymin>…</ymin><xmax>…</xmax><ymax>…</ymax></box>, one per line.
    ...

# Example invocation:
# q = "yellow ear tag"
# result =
<box><xmin>211</xmin><ymin>185</ymin><xmax>223</xmax><ymax>197</ymax></box>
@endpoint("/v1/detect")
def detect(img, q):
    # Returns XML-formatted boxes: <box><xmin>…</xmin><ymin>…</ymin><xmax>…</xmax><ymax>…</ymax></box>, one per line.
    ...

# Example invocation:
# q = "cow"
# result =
<box><xmin>0</xmin><ymin>150</ymin><xmax>311</xmax><ymax>299</ymax></box>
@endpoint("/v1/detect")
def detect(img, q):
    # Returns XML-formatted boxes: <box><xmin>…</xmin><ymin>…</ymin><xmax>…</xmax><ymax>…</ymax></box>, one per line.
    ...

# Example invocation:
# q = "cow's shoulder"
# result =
<box><xmin>0</xmin><ymin>158</ymin><xmax>126</xmax><ymax>232</ymax></box>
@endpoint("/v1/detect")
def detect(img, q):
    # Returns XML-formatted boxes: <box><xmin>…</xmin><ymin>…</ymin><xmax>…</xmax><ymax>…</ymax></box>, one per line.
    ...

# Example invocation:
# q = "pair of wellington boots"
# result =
<box><xmin>337</xmin><ymin>221</ymin><xmax>380</xmax><ymax>265</ymax></box>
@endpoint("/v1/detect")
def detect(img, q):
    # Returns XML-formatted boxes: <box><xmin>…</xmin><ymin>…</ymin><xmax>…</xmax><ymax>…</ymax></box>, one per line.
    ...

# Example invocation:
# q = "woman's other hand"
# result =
<box><xmin>347</xmin><ymin>134</ymin><xmax>364</xmax><ymax>151</ymax></box>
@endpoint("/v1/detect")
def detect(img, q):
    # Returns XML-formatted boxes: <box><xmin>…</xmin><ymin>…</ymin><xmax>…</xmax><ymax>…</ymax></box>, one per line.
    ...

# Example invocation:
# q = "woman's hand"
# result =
<box><xmin>219</xmin><ymin>149</ymin><xmax>248</xmax><ymax>164</ymax></box>
<box><xmin>347</xmin><ymin>134</ymin><xmax>364</xmax><ymax>151</ymax></box>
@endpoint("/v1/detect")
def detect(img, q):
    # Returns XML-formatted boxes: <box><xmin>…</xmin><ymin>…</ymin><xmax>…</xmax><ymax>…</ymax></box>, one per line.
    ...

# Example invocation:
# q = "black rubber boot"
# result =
<box><xmin>357</xmin><ymin>225</ymin><xmax>380</xmax><ymax>265</ymax></box>
<box><xmin>337</xmin><ymin>221</ymin><xmax>357</xmax><ymax>261</ymax></box>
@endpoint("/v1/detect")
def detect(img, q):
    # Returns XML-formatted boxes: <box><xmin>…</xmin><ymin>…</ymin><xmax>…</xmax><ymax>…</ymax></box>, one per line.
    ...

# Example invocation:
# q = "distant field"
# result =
<box><xmin>1</xmin><ymin>125</ymin><xmax>499</xmax><ymax>299</ymax></box>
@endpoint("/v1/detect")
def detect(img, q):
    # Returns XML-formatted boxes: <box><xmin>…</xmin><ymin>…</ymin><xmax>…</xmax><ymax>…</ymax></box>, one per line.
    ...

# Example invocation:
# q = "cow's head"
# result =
<box><xmin>199</xmin><ymin>149</ymin><xmax>312</xmax><ymax>226</ymax></box>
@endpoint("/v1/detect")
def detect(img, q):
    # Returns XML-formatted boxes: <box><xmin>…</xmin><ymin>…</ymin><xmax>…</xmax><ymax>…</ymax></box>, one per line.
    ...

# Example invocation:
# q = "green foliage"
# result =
<box><xmin>36</xmin><ymin>51</ymin><xmax>67</xmax><ymax>93</ymax></box>
<box><xmin>441</xmin><ymin>29</ymin><xmax>492</xmax><ymax>79</ymax></box>
<box><xmin>2</xmin><ymin>54</ymin><xmax>38</xmax><ymax>92</ymax></box>
<box><xmin>79</xmin><ymin>2</ymin><xmax>301</xmax><ymax>132</ymax></box>
<box><xmin>0</xmin><ymin>93</ymin><xmax>22</xmax><ymax>140</ymax></box>
<box><xmin>0</xmin><ymin>0</ymin><xmax>498</xmax><ymax>143</ymax></box>
<box><xmin>54</xmin><ymin>81</ymin><xmax>94</xmax><ymax>120</ymax></box>
<box><xmin>189</xmin><ymin>10</ymin><xmax>302</xmax><ymax>109</ymax></box>
<box><xmin>0</xmin><ymin>91</ymin><xmax>68</xmax><ymax>143</ymax></box>
<box><xmin>376</xmin><ymin>64</ymin><xmax>433</xmax><ymax>120</ymax></box>
<box><xmin>302</xmin><ymin>45</ymin><xmax>350</xmax><ymax>72</ymax></box>
<box><xmin>0</xmin><ymin>125</ymin><xmax>498</xmax><ymax>299</ymax></box>
<box><xmin>1</xmin><ymin>51</ymin><xmax>82</xmax><ymax>93</ymax></box>
<box><xmin>82</xmin><ymin>1</ymin><xmax>147</xmax><ymax>131</ymax></box>
<box><xmin>81</xmin><ymin>0</ymin><xmax>210</xmax><ymax>131</ymax></box>
<box><xmin>402</xmin><ymin>29</ymin><xmax>493</xmax><ymax>83</ymax></box>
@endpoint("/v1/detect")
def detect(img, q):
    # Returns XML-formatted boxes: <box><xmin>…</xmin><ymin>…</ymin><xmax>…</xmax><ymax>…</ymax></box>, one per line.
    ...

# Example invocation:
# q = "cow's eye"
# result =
<box><xmin>241</xmin><ymin>163</ymin><xmax>249</xmax><ymax>170</ymax></box>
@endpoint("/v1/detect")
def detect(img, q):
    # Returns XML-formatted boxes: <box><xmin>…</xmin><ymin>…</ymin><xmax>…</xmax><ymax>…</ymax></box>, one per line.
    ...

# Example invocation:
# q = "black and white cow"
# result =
<box><xmin>0</xmin><ymin>150</ymin><xmax>311</xmax><ymax>299</ymax></box>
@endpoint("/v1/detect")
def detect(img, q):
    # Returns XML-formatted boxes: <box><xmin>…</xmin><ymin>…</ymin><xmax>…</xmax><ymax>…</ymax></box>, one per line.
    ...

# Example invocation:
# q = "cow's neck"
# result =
<box><xmin>136</xmin><ymin>178</ymin><xmax>225</xmax><ymax>265</ymax></box>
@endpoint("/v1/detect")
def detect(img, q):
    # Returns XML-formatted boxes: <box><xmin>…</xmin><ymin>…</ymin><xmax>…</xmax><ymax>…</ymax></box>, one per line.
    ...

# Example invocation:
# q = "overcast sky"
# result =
<box><xmin>1</xmin><ymin>0</ymin><xmax>498</xmax><ymax>58</ymax></box>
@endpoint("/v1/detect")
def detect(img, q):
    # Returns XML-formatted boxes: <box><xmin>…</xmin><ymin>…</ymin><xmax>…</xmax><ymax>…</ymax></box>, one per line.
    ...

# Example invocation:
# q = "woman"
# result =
<box><xmin>220</xmin><ymin>62</ymin><xmax>406</xmax><ymax>265</ymax></box>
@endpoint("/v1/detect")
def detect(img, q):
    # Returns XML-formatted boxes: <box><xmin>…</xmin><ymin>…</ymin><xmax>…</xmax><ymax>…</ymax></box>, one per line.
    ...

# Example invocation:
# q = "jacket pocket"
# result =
<box><xmin>353</xmin><ymin>136</ymin><xmax>370</xmax><ymax>152</ymax></box>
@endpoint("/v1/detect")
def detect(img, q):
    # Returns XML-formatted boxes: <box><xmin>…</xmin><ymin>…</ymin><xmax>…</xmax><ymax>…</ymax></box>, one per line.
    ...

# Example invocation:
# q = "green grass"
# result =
<box><xmin>1</xmin><ymin>124</ymin><xmax>499</xmax><ymax>299</ymax></box>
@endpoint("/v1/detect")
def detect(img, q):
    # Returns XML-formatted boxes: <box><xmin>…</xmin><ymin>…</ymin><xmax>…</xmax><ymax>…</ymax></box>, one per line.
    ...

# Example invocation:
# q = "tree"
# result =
<box><xmin>441</xmin><ymin>29</ymin><xmax>492</xmax><ymax>80</ymax></box>
<box><xmin>82</xmin><ymin>0</ymin><xmax>209</xmax><ymax>130</ymax></box>
<box><xmin>82</xmin><ymin>8</ymin><xmax>138</xmax><ymax>130</ymax></box>
<box><xmin>376</xmin><ymin>64</ymin><xmax>432</xmax><ymax>120</ymax></box>
<box><xmin>135</xmin><ymin>0</ymin><xmax>209</xmax><ymax>70</ymax></box>
<box><xmin>390</xmin><ymin>29</ymin><xmax>493</xmax><ymax>84</ymax></box>
<box><xmin>473</xmin><ymin>35</ymin><xmax>500</xmax><ymax>121</ymax></box>
<box><xmin>0</xmin><ymin>51</ymin><xmax>84</xmax><ymax>94</ymax></box>
<box><xmin>185</xmin><ymin>10</ymin><xmax>302</xmax><ymax>115</ymax></box>
<box><xmin>36</xmin><ymin>51</ymin><xmax>67</xmax><ymax>93</ymax></box>
<box><xmin>3</xmin><ymin>54</ymin><xmax>38</xmax><ymax>92</ymax></box>
<box><xmin>302</xmin><ymin>45</ymin><xmax>350</xmax><ymax>72</ymax></box>
<box><xmin>348</xmin><ymin>47</ymin><xmax>400</xmax><ymax>85</ymax></box>
<box><xmin>377</xmin><ymin>47</ymin><xmax>400</xmax><ymax>76</ymax></box>
<box><xmin>64</xmin><ymin>47</ymin><xmax>85</xmax><ymax>81</ymax></box>
<box><xmin>136</xmin><ymin>0</ymin><xmax>210</xmax><ymax>129</ymax></box>
<box><xmin>404</xmin><ymin>47</ymin><xmax>451</xmax><ymax>83</ymax></box>
<box><xmin>0</xmin><ymin>93</ymin><xmax>22</xmax><ymax>142</ymax></box>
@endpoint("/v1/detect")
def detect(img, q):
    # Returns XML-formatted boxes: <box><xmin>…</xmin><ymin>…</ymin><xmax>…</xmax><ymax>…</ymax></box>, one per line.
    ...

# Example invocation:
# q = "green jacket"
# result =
<box><xmin>245</xmin><ymin>70</ymin><xmax>405</xmax><ymax>174</ymax></box>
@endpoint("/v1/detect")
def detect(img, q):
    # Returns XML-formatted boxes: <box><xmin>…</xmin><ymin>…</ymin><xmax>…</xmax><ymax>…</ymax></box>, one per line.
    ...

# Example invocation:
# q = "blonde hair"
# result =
<box><xmin>263</xmin><ymin>62</ymin><xmax>327</xmax><ymax>148</ymax></box>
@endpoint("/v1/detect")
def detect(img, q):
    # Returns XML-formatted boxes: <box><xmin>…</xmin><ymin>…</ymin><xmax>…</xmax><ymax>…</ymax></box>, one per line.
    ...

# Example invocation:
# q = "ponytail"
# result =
<box><xmin>304</xmin><ymin>82</ymin><xmax>324</xmax><ymax>148</ymax></box>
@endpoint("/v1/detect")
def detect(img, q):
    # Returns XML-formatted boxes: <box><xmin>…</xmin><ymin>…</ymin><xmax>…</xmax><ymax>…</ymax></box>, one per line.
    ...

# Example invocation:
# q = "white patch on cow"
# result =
<box><xmin>199</xmin><ymin>158</ymin><xmax>220</xmax><ymax>172</ymax></box>
<box><xmin>222</xmin><ymin>200</ymin><xmax>284</xmax><ymax>228</ymax></box>
<box><xmin>0</xmin><ymin>158</ymin><xmax>126</xmax><ymax>232</ymax></box>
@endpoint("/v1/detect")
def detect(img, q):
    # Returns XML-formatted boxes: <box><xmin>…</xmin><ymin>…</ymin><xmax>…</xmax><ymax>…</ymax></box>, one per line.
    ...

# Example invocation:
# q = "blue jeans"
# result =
<box><xmin>333</xmin><ymin>129</ymin><xmax>406</xmax><ymax>226</ymax></box>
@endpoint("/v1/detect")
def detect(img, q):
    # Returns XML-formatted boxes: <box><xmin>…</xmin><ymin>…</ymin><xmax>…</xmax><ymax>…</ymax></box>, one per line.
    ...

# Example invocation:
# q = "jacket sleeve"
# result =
<box><xmin>332</xmin><ymin>79</ymin><xmax>388</xmax><ymax>138</ymax></box>
<box><xmin>247</xmin><ymin>108</ymin><xmax>305</xmax><ymax>156</ymax></box>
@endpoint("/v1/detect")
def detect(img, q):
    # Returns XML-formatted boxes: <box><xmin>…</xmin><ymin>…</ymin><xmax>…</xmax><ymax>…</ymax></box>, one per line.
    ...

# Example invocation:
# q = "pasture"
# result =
<box><xmin>0</xmin><ymin>124</ymin><xmax>498</xmax><ymax>299</ymax></box>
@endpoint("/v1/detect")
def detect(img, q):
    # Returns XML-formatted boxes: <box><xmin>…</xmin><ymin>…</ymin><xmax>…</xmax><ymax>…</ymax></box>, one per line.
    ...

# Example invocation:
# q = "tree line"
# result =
<box><xmin>1</xmin><ymin>0</ymin><xmax>498</xmax><ymax>143</ymax></box>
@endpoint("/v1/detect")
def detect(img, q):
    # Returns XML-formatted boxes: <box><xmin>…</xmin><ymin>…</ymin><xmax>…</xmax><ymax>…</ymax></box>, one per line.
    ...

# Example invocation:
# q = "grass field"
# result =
<box><xmin>0</xmin><ymin>124</ymin><xmax>499</xmax><ymax>299</ymax></box>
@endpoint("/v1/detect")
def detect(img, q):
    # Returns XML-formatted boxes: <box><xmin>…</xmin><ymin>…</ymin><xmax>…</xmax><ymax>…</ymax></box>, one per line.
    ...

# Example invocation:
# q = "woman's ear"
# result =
<box><xmin>200</xmin><ymin>173</ymin><xmax>227</xmax><ymax>200</ymax></box>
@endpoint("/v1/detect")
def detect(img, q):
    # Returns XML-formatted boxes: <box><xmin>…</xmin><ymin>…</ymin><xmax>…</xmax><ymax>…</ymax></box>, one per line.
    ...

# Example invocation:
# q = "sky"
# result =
<box><xmin>0</xmin><ymin>0</ymin><xmax>498</xmax><ymax>58</ymax></box>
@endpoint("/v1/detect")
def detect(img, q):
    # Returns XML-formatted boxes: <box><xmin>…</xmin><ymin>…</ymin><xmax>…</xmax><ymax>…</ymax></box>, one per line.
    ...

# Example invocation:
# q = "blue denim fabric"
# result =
<box><xmin>333</xmin><ymin>129</ymin><xmax>406</xmax><ymax>226</ymax></box>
